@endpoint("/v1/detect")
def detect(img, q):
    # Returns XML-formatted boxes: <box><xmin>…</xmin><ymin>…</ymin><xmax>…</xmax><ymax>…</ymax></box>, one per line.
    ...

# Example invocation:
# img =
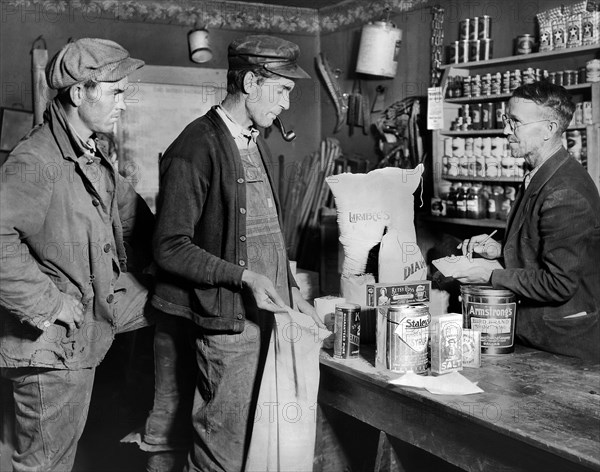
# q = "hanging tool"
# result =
<box><xmin>31</xmin><ymin>35</ymin><xmax>48</xmax><ymax>126</ymax></box>
<box><xmin>315</xmin><ymin>53</ymin><xmax>347</xmax><ymax>133</ymax></box>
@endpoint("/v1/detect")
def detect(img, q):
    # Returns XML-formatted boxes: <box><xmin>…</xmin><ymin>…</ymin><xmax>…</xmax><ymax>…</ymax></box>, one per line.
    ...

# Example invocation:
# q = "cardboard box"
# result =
<box><xmin>462</xmin><ymin>329</ymin><xmax>481</xmax><ymax>368</ymax></box>
<box><xmin>430</xmin><ymin>313</ymin><xmax>463</xmax><ymax>375</ymax></box>
<box><xmin>366</xmin><ymin>281</ymin><xmax>431</xmax><ymax>307</ymax></box>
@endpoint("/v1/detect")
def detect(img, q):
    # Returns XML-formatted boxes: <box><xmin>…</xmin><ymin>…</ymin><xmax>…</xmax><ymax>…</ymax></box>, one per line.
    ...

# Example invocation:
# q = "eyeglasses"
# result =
<box><xmin>501</xmin><ymin>114</ymin><xmax>551</xmax><ymax>132</ymax></box>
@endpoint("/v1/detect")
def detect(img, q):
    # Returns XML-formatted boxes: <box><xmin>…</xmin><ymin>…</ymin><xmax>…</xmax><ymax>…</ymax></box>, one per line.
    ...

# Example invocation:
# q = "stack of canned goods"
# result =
<box><xmin>449</xmin><ymin>15</ymin><xmax>493</xmax><ymax>63</ymax></box>
<box><xmin>449</xmin><ymin>102</ymin><xmax>506</xmax><ymax>131</ymax></box>
<box><xmin>442</xmin><ymin>136</ymin><xmax>525</xmax><ymax>180</ymax></box>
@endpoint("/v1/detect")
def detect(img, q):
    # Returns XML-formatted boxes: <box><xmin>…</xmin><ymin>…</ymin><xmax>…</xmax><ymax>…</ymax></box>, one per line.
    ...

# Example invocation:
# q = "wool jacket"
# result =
<box><xmin>151</xmin><ymin>107</ymin><xmax>297</xmax><ymax>332</ymax></box>
<box><xmin>0</xmin><ymin>99</ymin><xmax>153</xmax><ymax>369</ymax></box>
<box><xmin>491</xmin><ymin>148</ymin><xmax>600</xmax><ymax>361</ymax></box>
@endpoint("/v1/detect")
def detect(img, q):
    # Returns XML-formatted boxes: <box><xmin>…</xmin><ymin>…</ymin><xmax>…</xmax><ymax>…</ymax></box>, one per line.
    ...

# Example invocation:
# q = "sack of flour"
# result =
<box><xmin>326</xmin><ymin>164</ymin><xmax>425</xmax><ymax>280</ymax></box>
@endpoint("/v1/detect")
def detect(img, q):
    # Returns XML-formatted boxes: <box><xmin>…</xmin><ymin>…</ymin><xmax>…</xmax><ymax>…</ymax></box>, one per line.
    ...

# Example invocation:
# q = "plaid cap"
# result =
<box><xmin>228</xmin><ymin>35</ymin><xmax>310</xmax><ymax>79</ymax></box>
<box><xmin>46</xmin><ymin>38</ymin><xmax>144</xmax><ymax>90</ymax></box>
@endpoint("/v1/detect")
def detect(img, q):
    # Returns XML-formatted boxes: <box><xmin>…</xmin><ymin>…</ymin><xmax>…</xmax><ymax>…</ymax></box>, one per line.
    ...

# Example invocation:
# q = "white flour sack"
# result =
<box><xmin>326</xmin><ymin>164</ymin><xmax>426</xmax><ymax>279</ymax></box>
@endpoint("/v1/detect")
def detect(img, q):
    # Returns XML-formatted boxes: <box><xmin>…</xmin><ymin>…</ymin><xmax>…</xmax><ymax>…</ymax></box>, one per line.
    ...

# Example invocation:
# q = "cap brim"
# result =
<box><xmin>93</xmin><ymin>57</ymin><xmax>145</xmax><ymax>82</ymax></box>
<box><xmin>264</xmin><ymin>63</ymin><xmax>311</xmax><ymax>79</ymax></box>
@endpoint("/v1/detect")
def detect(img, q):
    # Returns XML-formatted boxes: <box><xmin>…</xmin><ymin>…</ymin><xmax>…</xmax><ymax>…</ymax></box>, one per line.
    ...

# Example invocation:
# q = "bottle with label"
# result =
<box><xmin>456</xmin><ymin>183</ymin><xmax>469</xmax><ymax>219</ymax></box>
<box><xmin>488</xmin><ymin>185</ymin><xmax>504</xmax><ymax>219</ymax></box>
<box><xmin>446</xmin><ymin>183</ymin><xmax>458</xmax><ymax>217</ymax></box>
<box><xmin>466</xmin><ymin>184</ymin><xmax>483</xmax><ymax>219</ymax></box>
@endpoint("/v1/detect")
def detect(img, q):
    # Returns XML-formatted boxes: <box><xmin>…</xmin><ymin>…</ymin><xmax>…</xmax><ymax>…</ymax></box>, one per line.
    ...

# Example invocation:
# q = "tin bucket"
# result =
<box><xmin>386</xmin><ymin>304</ymin><xmax>430</xmax><ymax>373</ymax></box>
<box><xmin>461</xmin><ymin>285</ymin><xmax>516</xmax><ymax>354</ymax></box>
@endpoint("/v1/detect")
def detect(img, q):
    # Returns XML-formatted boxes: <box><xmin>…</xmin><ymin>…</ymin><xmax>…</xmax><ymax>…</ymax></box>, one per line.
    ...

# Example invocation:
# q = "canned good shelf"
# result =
<box><xmin>440</xmin><ymin>130</ymin><xmax>505</xmax><ymax>136</ymax></box>
<box><xmin>441</xmin><ymin>175</ymin><xmax>522</xmax><ymax>184</ymax></box>
<box><xmin>440</xmin><ymin>44</ymin><xmax>600</xmax><ymax>70</ymax></box>
<box><xmin>424</xmin><ymin>215</ymin><xmax>507</xmax><ymax>228</ymax></box>
<box><xmin>445</xmin><ymin>83</ymin><xmax>592</xmax><ymax>104</ymax></box>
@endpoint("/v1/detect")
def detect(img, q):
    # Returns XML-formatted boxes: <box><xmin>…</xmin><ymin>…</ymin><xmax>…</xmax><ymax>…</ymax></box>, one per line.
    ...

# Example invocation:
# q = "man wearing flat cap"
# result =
<box><xmin>0</xmin><ymin>38</ymin><xmax>154</xmax><ymax>471</ymax></box>
<box><xmin>144</xmin><ymin>34</ymin><xmax>320</xmax><ymax>471</ymax></box>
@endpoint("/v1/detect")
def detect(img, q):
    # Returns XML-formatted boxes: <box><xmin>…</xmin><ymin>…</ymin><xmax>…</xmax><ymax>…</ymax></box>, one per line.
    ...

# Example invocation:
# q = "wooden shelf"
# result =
<box><xmin>423</xmin><ymin>215</ymin><xmax>507</xmax><ymax>228</ymax></box>
<box><xmin>441</xmin><ymin>175</ymin><xmax>522</xmax><ymax>184</ymax></box>
<box><xmin>440</xmin><ymin>129</ymin><xmax>504</xmax><ymax>136</ymax></box>
<box><xmin>445</xmin><ymin>83</ymin><xmax>592</xmax><ymax>104</ymax></box>
<box><xmin>440</xmin><ymin>44</ymin><xmax>600</xmax><ymax>70</ymax></box>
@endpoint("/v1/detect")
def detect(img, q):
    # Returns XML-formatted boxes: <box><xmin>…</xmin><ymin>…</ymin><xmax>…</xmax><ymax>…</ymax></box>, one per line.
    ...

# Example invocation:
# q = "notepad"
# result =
<box><xmin>432</xmin><ymin>255</ymin><xmax>503</xmax><ymax>278</ymax></box>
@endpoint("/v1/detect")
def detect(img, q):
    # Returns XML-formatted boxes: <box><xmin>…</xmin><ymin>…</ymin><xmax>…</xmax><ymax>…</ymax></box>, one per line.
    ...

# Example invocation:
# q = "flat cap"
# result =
<box><xmin>46</xmin><ymin>38</ymin><xmax>144</xmax><ymax>90</ymax></box>
<box><xmin>228</xmin><ymin>35</ymin><xmax>310</xmax><ymax>79</ymax></box>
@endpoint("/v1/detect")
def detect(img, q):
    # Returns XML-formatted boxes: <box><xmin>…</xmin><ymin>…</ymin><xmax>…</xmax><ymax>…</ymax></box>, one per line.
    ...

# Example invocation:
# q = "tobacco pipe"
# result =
<box><xmin>274</xmin><ymin>116</ymin><xmax>296</xmax><ymax>142</ymax></box>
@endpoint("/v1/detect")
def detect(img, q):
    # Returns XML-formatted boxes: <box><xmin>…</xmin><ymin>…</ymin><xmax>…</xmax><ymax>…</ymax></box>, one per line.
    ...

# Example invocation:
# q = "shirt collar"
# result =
<box><xmin>216</xmin><ymin>105</ymin><xmax>259</xmax><ymax>143</ymax></box>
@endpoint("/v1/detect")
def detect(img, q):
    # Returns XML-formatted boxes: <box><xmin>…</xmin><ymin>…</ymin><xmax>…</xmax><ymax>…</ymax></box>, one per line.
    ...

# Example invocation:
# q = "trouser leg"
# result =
<box><xmin>185</xmin><ymin>320</ymin><xmax>264</xmax><ymax>472</ymax></box>
<box><xmin>1</xmin><ymin>367</ymin><xmax>95</xmax><ymax>472</ymax></box>
<box><xmin>144</xmin><ymin>313</ymin><xmax>196</xmax><ymax>472</ymax></box>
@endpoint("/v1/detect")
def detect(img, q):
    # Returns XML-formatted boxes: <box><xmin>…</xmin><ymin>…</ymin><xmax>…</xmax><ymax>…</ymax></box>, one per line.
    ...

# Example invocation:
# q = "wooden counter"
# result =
<box><xmin>317</xmin><ymin>346</ymin><xmax>600</xmax><ymax>472</ymax></box>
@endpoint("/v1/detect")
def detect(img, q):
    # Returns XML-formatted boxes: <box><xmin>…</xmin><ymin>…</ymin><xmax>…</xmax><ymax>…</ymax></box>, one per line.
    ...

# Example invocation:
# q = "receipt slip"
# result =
<box><xmin>432</xmin><ymin>255</ymin><xmax>503</xmax><ymax>278</ymax></box>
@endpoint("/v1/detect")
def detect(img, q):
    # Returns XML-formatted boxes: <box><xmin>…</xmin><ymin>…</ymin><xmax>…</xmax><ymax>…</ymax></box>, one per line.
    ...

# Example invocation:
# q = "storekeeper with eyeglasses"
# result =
<box><xmin>453</xmin><ymin>81</ymin><xmax>600</xmax><ymax>361</ymax></box>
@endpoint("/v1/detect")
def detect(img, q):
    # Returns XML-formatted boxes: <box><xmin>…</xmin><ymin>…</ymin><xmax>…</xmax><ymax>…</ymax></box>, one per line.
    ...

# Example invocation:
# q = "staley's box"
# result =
<box><xmin>367</xmin><ymin>281</ymin><xmax>431</xmax><ymax>369</ymax></box>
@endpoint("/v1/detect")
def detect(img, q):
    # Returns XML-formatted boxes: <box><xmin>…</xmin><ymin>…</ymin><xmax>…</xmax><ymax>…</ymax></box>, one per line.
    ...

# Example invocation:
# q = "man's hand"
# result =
<box><xmin>242</xmin><ymin>270</ymin><xmax>286</xmax><ymax>313</ymax></box>
<box><xmin>457</xmin><ymin>234</ymin><xmax>502</xmax><ymax>260</ymax></box>
<box><xmin>452</xmin><ymin>265</ymin><xmax>494</xmax><ymax>284</ymax></box>
<box><xmin>55</xmin><ymin>292</ymin><xmax>84</xmax><ymax>336</ymax></box>
<box><xmin>292</xmin><ymin>287</ymin><xmax>326</xmax><ymax>329</ymax></box>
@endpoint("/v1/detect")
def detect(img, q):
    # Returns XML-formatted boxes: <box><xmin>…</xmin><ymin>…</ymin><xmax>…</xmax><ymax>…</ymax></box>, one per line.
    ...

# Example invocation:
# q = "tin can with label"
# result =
<box><xmin>459</xmin><ymin>40</ymin><xmax>470</xmax><ymax>63</ymax></box>
<box><xmin>459</xmin><ymin>18</ymin><xmax>470</xmax><ymax>41</ymax></box>
<box><xmin>478</xmin><ymin>15</ymin><xmax>491</xmax><ymax>39</ymax></box>
<box><xmin>470</xmin><ymin>17</ymin><xmax>479</xmax><ymax>40</ymax></box>
<box><xmin>468</xmin><ymin>40</ymin><xmax>480</xmax><ymax>62</ymax></box>
<box><xmin>334</xmin><ymin>303</ymin><xmax>361</xmax><ymax>359</ymax></box>
<box><xmin>516</xmin><ymin>34</ymin><xmax>535</xmax><ymax>54</ymax></box>
<box><xmin>482</xmin><ymin>102</ymin><xmax>495</xmax><ymax>129</ymax></box>
<box><xmin>386</xmin><ymin>304</ymin><xmax>430</xmax><ymax>373</ymax></box>
<box><xmin>480</xmin><ymin>39</ymin><xmax>493</xmax><ymax>60</ymax></box>
<box><xmin>461</xmin><ymin>285</ymin><xmax>517</xmax><ymax>354</ymax></box>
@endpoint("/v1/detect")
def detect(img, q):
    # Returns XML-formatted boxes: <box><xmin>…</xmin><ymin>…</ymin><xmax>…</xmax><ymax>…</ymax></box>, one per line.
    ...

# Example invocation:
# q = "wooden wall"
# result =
<box><xmin>0</xmin><ymin>5</ymin><xmax>321</xmax><ymax>179</ymax></box>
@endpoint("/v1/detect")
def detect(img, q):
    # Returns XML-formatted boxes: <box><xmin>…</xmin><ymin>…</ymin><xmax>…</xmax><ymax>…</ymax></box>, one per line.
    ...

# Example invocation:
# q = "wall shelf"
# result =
<box><xmin>440</xmin><ymin>130</ymin><xmax>504</xmax><ymax>136</ymax></box>
<box><xmin>441</xmin><ymin>175</ymin><xmax>522</xmax><ymax>184</ymax></box>
<box><xmin>424</xmin><ymin>215</ymin><xmax>507</xmax><ymax>229</ymax></box>
<box><xmin>445</xmin><ymin>83</ymin><xmax>593</xmax><ymax>104</ymax></box>
<box><xmin>440</xmin><ymin>44</ymin><xmax>600</xmax><ymax>70</ymax></box>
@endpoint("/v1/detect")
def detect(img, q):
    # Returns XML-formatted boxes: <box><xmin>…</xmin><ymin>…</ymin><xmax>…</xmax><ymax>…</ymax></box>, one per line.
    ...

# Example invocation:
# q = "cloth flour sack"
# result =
<box><xmin>377</xmin><ymin>164</ymin><xmax>427</xmax><ymax>282</ymax></box>
<box><xmin>326</xmin><ymin>164</ymin><xmax>426</xmax><ymax>280</ymax></box>
<box><xmin>245</xmin><ymin>308</ymin><xmax>330</xmax><ymax>472</ymax></box>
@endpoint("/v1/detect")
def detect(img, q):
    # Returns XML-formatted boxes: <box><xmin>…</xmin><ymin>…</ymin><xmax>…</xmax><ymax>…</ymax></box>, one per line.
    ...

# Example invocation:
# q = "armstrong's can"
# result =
<box><xmin>386</xmin><ymin>304</ymin><xmax>430</xmax><ymax>373</ymax></box>
<box><xmin>333</xmin><ymin>303</ymin><xmax>361</xmax><ymax>359</ymax></box>
<box><xmin>461</xmin><ymin>285</ymin><xmax>517</xmax><ymax>354</ymax></box>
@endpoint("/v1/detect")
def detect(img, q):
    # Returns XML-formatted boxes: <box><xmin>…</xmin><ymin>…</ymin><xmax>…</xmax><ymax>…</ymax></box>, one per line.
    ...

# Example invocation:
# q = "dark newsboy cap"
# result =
<box><xmin>46</xmin><ymin>38</ymin><xmax>144</xmax><ymax>90</ymax></box>
<box><xmin>228</xmin><ymin>35</ymin><xmax>310</xmax><ymax>79</ymax></box>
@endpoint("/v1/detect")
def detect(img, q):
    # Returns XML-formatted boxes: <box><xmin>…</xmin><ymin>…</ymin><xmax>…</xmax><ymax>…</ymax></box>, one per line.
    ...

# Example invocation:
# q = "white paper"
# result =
<box><xmin>432</xmin><ymin>255</ymin><xmax>503</xmax><ymax>278</ymax></box>
<box><xmin>427</xmin><ymin>87</ymin><xmax>444</xmax><ymax>130</ymax></box>
<box><xmin>389</xmin><ymin>371</ymin><xmax>484</xmax><ymax>395</ymax></box>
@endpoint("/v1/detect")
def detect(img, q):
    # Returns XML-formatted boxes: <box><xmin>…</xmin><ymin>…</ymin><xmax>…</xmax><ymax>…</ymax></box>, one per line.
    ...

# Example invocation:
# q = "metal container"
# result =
<box><xmin>459</xmin><ymin>18</ymin><xmax>471</xmax><ymax>41</ymax></box>
<box><xmin>333</xmin><ymin>303</ymin><xmax>361</xmax><ymax>359</ymax></box>
<box><xmin>461</xmin><ymin>285</ymin><xmax>517</xmax><ymax>354</ymax></box>
<box><xmin>478</xmin><ymin>15</ymin><xmax>492</xmax><ymax>39</ymax></box>
<box><xmin>386</xmin><ymin>304</ymin><xmax>430</xmax><ymax>373</ymax></box>
<box><xmin>480</xmin><ymin>38</ymin><xmax>493</xmax><ymax>61</ymax></box>
<box><xmin>515</xmin><ymin>34</ymin><xmax>535</xmax><ymax>54</ymax></box>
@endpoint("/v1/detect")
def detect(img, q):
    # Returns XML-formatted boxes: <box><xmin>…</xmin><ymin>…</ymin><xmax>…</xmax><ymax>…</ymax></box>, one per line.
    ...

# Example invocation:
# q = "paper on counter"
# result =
<box><xmin>389</xmin><ymin>371</ymin><xmax>484</xmax><ymax>395</ymax></box>
<box><xmin>432</xmin><ymin>255</ymin><xmax>503</xmax><ymax>278</ymax></box>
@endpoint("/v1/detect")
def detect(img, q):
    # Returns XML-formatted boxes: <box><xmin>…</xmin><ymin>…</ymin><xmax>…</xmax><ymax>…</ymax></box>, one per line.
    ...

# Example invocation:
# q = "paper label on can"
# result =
<box><xmin>468</xmin><ymin>302</ymin><xmax>516</xmax><ymax>347</ymax></box>
<box><xmin>394</xmin><ymin>314</ymin><xmax>430</xmax><ymax>352</ymax></box>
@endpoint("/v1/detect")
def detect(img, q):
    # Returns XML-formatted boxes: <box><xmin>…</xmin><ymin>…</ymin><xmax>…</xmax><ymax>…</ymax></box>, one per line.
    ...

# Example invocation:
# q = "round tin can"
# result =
<box><xmin>470</xmin><ymin>17</ymin><xmax>479</xmax><ymax>41</ymax></box>
<box><xmin>333</xmin><ymin>303</ymin><xmax>361</xmax><ymax>359</ymax></box>
<box><xmin>459</xmin><ymin>18</ymin><xmax>470</xmax><ymax>41</ymax></box>
<box><xmin>478</xmin><ymin>15</ymin><xmax>492</xmax><ymax>39</ymax></box>
<box><xmin>516</xmin><ymin>34</ymin><xmax>535</xmax><ymax>54</ymax></box>
<box><xmin>386</xmin><ymin>304</ymin><xmax>430</xmax><ymax>373</ymax></box>
<box><xmin>461</xmin><ymin>285</ymin><xmax>517</xmax><ymax>354</ymax></box>
<box><xmin>468</xmin><ymin>40</ymin><xmax>481</xmax><ymax>62</ymax></box>
<box><xmin>480</xmin><ymin>39</ymin><xmax>493</xmax><ymax>61</ymax></box>
<box><xmin>459</xmin><ymin>40</ymin><xmax>470</xmax><ymax>63</ymax></box>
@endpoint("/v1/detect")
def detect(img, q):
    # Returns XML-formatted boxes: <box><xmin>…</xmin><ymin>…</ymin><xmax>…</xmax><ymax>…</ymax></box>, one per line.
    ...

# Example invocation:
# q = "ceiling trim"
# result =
<box><xmin>3</xmin><ymin>0</ymin><xmax>428</xmax><ymax>34</ymax></box>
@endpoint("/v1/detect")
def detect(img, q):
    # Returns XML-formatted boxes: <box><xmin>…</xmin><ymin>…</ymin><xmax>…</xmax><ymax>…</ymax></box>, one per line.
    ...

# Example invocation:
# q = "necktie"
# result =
<box><xmin>242</xmin><ymin>128</ymin><xmax>259</xmax><ymax>143</ymax></box>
